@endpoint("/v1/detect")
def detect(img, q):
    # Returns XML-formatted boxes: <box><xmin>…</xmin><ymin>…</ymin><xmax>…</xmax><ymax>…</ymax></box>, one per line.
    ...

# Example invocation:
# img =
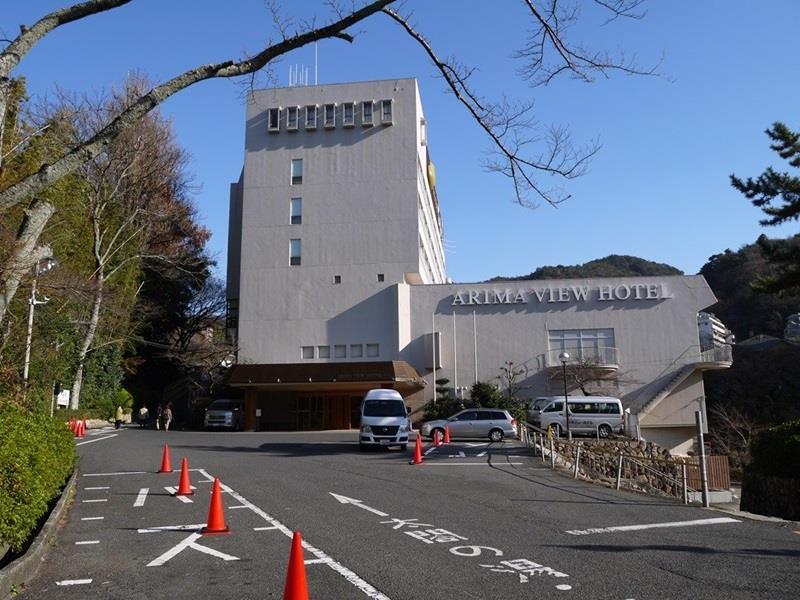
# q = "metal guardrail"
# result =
<box><xmin>518</xmin><ymin>421</ymin><xmax>701</xmax><ymax>503</ymax></box>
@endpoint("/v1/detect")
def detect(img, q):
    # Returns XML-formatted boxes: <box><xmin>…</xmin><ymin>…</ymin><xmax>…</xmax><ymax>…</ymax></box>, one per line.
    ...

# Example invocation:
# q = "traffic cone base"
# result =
<box><xmin>201</xmin><ymin>478</ymin><xmax>230</xmax><ymax>535</ymax></box>
<box><xmin>283</xmin><ymin>531</ymin><xmax>309</xmax><ymax>600</ymax></box>
<box><xmin>175</xmin><ymin>457</ymin><xmax>194</xmax><ymax>496</ymax></box>
<box><xmin>158</xmin><ymin>444</ymin><xmax>173</xmax><ymax>473</ymax></box>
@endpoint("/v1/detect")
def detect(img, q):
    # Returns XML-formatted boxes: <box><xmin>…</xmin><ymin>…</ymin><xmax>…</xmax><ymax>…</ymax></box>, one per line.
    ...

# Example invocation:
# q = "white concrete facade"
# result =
<box><xmin>227</xmin><ymin>79</ymin><xmax>730</xmax><ymax>454</ymax></box>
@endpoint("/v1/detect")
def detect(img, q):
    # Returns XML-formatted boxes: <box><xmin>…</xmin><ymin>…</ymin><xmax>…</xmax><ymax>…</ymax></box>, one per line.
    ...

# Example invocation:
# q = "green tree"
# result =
<box><xmin>731</xmin><ymin>122</ymin><xmax>800</xmax><ymax>294</ymax></box>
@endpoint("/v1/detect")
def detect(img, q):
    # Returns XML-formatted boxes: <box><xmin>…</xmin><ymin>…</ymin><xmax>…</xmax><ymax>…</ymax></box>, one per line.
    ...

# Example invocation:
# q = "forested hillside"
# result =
<box><xmin>488</xmin><ymin>254</ymin><xmax>682</xmax><ymax>282</ymax></box>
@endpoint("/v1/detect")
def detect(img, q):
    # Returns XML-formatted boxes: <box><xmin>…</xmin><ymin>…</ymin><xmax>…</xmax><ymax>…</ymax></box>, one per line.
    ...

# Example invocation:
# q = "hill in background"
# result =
<box><xmin>487</xmin><ymin>254</ymin><xmax>683</xmax><ymax>282</ymax></box>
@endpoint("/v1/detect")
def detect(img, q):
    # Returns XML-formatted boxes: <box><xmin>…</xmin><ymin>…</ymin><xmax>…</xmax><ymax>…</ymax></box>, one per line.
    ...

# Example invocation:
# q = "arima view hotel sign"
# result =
<box><xmin>451</xmin><ymin>283</ymin><xmax>670</xmax><ymax>306</ymax></box>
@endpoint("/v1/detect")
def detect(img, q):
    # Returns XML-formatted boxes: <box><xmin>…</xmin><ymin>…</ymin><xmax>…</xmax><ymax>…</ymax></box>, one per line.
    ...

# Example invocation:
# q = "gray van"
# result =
<box><xmin>204</xmin><ymin>399</ymin><xmax>245</xmax><ymax>431</ymax></box>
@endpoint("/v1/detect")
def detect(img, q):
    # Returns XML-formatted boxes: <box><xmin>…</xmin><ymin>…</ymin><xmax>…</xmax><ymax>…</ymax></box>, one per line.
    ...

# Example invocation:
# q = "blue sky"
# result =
<box><xmin>4</xmin><ymin>1</ymin><xmax>799</xmax><ymax>283</ymax></box>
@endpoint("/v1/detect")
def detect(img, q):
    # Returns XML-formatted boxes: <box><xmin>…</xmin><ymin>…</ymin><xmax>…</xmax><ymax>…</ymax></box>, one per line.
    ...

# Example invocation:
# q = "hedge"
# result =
<box><xmin>748</xmin><ymin>419</ymin><xmax>800</xmax><ymax>479</ymax></box>
<box><xmin>0</xmin><ymin>402</ymin><xmax>76</xmax><ymax>552</ymax></box>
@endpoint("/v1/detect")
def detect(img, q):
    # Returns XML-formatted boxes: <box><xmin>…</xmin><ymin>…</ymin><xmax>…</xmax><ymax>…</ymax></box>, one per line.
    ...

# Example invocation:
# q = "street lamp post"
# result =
<box><xmin>558</xmin><ymin>351</ymin><xmax>571</xmax><ymax>440</ymax></box>
<box><xmin>22</xmin><ymin>257</ymin><xmax>58</xmax><ymax>398</ymax></box>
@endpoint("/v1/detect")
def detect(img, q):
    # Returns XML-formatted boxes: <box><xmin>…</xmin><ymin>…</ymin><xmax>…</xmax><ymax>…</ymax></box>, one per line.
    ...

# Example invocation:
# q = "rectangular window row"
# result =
<box><xmin>332</xmin><ymin>274</ymin><xmax>384</xmax><ymax>283</ymax></box>
<box><xmin>301</xmin><ymin>343</ymin><xmax>380</xmax><ymax>360</ymax></box>
<box><xmin>268</xmin><ymin>100</ymin><xmax>392</xmax><ymax>133</ymax></box>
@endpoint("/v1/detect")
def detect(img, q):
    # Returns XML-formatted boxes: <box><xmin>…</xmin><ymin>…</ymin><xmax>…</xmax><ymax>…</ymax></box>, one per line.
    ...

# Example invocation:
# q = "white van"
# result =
<box><xmin>358</xmin><ymin>389</ymin><xmax>411</xmax><ymax>451</ymax></box>
<box><xmin>532</xmin><ymin>396</ymin><xmax>624</xmax><ymax>438</ymax></box>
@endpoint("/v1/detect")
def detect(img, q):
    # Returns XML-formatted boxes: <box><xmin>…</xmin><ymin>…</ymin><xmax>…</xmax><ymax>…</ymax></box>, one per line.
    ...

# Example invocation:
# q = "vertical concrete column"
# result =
<box><xmin>244</xmin><ymin>389</ymin><xmax>257</xmax><ymax>431</ymax></box>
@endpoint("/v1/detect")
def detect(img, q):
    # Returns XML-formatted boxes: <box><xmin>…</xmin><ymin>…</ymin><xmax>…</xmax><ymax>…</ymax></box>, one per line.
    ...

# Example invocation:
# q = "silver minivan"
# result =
<box><xmin>204</xmin><ymin>399</ymin><xmax>245</xmax><ymax>431</ymax></box>
<box><xmin>532</xmin><ymin>396</ymin><xmax>624</xmax><ymax>438</ymax></box>
<box><xmin>358</xmin><ymin>389</ymin><xmax>411</xmax><ymax>450</ymax></box>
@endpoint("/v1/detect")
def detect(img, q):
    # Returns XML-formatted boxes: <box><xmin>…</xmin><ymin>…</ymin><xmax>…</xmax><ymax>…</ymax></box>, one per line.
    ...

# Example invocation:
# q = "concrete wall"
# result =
<box><xmin>403</xmin><ymin>275</ymin><xmax>717</xmax><ymax>415</ymax></box>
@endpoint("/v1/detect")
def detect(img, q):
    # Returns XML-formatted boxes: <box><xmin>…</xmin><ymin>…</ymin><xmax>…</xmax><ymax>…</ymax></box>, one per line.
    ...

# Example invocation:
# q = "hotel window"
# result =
<box><xmin>350</xmin><ymin>344</ymin><xmax>363</xmax><ymax>358</ymax></box>
<box><xmin>548</xmin><ymin>328</ymin><xmax>616</xmax><ymax>364</ymax></box>
<box><xmin>362</xmin><ymin>101</ymin><xmax>374</xmax><ymax>126</ymax></box>
<box><xmin>268</xmin><ymin>107</ymin><xmax>280</xmax><ymax>132</ymax></box>
<box><xmin>333</xmin><ymin>275</ymin><xmax>341</xmax><ymax>284</ymax></box>
<box><xmin>342</xmin><ymin>102</ymin><xmax>355</xmax><ymax>127</ymax></box>
<box><xmin>324</xmin><ymin>103</ymin><xmax>336</xmax><ymax>128</ymax></box>
<box><xmin>287</xmin><ymin>106</ymin><xmax>299</xmax><ymax>131</ymax></box>
<box><xmin>380</xmin><ymin>99</ymin><xmax>393</xmax><ymax>125</ymax></box>
<box><xmin>301</xmin><ymin>346</ymin><xmax>314</xmax><ymax>359</ymax></box>
<box><xmin>305</xmin><ymin>105</ymin><xmax>317</xmax><ymax>129</ymax></box>
<box><xmin>366</xmin><ymin>343</ymin><xmax>379</xmax><ymax>358</ymax></box>
<box><xmin>290</xmin><ymin>239</ymin><xmax>301</xmax><ymax>266</ymax></box>
<box><xmin>291</xmin><ymin>158</ymin><xmax>303</xmax><ymax>185</ymax></box>
<box><xmin>334</xmin><ymin>345</ymin><xmax>346</xmax><ymax>359</ymax></box>
<box><xmin>377</xmin><ymin>273</ymin><xmax>384</xmax><ymax>282</ymax></box>
<box><xmin>290</xmin><ymin>198</ymin><xmax>302</xmax><ymax>224</ymax></box>
<box><xmin>318</xmin><ymin>345</ymin><xmax>330</xmax><ymax>359</ymax></box>
<box><xmin>420</xmin><ymin>117</ymin><xmax>427</xmax><ymax>146</ymax></box>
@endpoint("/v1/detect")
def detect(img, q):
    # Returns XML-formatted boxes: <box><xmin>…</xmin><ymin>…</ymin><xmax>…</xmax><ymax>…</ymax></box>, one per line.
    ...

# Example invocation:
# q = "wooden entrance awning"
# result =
<box><xmin>225</xmin><ymin>361</ymin><xmax>425</xmax><ymax>395</ymax></box>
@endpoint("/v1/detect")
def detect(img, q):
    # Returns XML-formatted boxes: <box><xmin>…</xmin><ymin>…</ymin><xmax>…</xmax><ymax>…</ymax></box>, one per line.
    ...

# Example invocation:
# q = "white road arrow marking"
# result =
<box><xmin>329</xmin><ymin>493</ymin><xmax>389</xmax><ymax>517</ymax></box>
<box><xmin>448</xmin><ymin>451</ymin><xmax>466</xmax><ymax>458</ymax></box>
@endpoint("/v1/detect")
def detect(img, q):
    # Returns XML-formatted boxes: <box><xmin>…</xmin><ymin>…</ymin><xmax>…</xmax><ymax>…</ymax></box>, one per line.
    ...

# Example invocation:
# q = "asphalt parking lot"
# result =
<box><xmin>17</xmin><ymin>426</ymin><xmax>800</xmax><ymax>599</ymax></box>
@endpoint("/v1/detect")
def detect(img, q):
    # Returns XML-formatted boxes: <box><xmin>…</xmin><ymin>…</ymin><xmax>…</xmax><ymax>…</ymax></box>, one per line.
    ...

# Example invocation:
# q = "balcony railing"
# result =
<box><xmin>546</xmin><ymin>347</ymin><xmax>619</xmax><ymax>369</ymax></box>
<box><xmin>699</xmin><ymin>345</ymin><xmax>733</xmax><ymax>365</ymax></box>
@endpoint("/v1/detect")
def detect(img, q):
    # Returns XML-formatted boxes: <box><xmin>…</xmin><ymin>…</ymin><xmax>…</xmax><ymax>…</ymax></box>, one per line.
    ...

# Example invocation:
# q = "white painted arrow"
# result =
<box><xmin>329</xmin><ymin>493</ymin><xmax>389</xmax><ymax>517</ymax></box>
<box><xmin>448</xmin><ymin>451</ymin><xmax>466</xmax><ymax>458</ymax></box>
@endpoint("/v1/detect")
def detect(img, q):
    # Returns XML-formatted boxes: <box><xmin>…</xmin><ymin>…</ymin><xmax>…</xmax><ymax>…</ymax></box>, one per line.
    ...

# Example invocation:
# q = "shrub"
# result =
<box><xmin>748</xmin><ymin>420</ymin><xmax>800</xmax><ymax>479</ymax></box>
<box><xmin>0</xmin><ymin>401</ymin><xmax>76</xmax><ymax>551</ymax></box>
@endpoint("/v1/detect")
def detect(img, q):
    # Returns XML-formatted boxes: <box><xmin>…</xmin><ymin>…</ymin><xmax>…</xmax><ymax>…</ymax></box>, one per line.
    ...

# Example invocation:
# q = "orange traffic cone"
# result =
<box><xmin>201</xmin><ymin>478</ymin><xmax>230</xmax><ymax>535</ymax></box>
<box><xmin>69</xmin><ymin>418</ymin><xmax>76</xmax><ymax>433</ymax></box>
<box><xmin>175</xmin><ymin>458</ymin><xmax>194</xmax><ymax>496</ymax></box>
<box><xmin>283</xmin><ymin>531</ymin><xmax>309</xmax><ymax>600</ymax></box>
<box><xmin>433</xmin><ymin>429</ymin><xmax>442</xmax><ymax>447</ymax></box>
<box><xmin>444</xmin><ymin>425</ymin><xmax>451</xmax><ymax>444</ymax></box>
<box><xmin>158</xmin><ymin>444</ymin><xmax>173</xmax><ymax>473</ymax></box>
<box><xmin>76</xmin><ymin>420</ymin><xmax>85</xmax><ymax>438</ymax></box>
<box><xmin>410</xmin><ymin>434</ymin><xmax>423</xmax><ymax>465</ymax></box>
<box><xmin>82</xmin><ymin>417</ymin><xmax>88</xmax><ymax>432</ymax></box>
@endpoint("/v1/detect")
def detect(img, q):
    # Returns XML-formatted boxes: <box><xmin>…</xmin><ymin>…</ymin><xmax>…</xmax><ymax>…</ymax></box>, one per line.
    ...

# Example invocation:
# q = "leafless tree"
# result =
<box><xmin>0</xmin><ymin>0</ymin><xmax>655</xmax><ymax>324</ymax></box>
<box><xmin>548</xmin><ymin>356</ymin><xmax>638</xmax><ymax>396</ymax></box>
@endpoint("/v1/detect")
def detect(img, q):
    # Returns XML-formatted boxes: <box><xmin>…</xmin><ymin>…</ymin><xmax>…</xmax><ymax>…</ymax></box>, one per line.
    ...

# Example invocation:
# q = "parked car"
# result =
<box><xmin>204</xmin><ymin>399</ymin><xmax>245</xmax><ymax>431</ymax></box>
<box><xmin>358</xmin><ymin>389</ymin><xmax>411</xmax><ymax>450</ymax></box>
<box><xmin>421</xmin><ymin>408</ymin><xmax>517</xmax><ymax>442</ymax></box>
<box><xmin>531</xmin><ymin>396</ymin><xmax>624</xmax><ymax>438</ymax></box>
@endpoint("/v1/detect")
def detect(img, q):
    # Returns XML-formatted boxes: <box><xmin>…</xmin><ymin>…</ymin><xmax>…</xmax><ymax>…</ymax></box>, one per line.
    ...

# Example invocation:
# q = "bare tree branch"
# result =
<box><xmin>0</xmin><ymin>0</ymin><xmax>394</xmax><ymax>214</ymax></box>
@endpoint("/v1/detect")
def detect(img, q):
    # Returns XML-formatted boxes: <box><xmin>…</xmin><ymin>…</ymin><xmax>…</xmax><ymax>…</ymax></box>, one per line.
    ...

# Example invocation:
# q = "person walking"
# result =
<box><xmin>138</xmin><ymin>405</ymin><xmax>149</xmax><ymax>428</ymax></box>
<box><xmin>163</xmin><ymin>403</ymin><xmax>173</xmax><ymax>432</ymax></box>
<box><xmin>114</xmin><ymin>405</ymin><xmax>124</xmax><ymax>430</ymax></box>
<box><xmin>156</xmin><ymin>403</ymin><xmax>163</xmax><ymax>431</ymax></box>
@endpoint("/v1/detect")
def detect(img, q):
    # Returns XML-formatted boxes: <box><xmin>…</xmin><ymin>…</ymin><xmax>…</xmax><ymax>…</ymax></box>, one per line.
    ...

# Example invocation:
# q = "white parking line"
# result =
<box><xmin>253</xmin><ymin>526</ymin><xmax>281</xmax><ymax>531</ymax></box>
<box><xmin>476</xmin><ymin>451</ymin><xmax>487</xmax><ymax>457</ymax></box>
<box><xmin>196</xmin><ymin>469</ymin><xmax>392</xmax><ymax>600</ymax></box>
<box><xmin>81</xmin><ymin>517</ymin><xmax>105</xmax><ymax>521</ymax></box>
<box><xmin>75</xmin><ymin>540</ymin><xmax>100</xmax><ymax>545</ymax></box>
<box><xmin>138</xmin><ymin>524</ymin><xmax>206</xmax><ymax>534</ymax></box>
<box><xmin>56</xmin><ymin>579</ymin><xmax>93</xmax><ymax>586</ymax></box>
<box><xmin>82</xmin><ymin>499</ymin><xmax>108</xmax><ymax>503</ymax></box>
<box><xmin>83</xmin><ymin>471</ymin><xmax>147</xmax><ymax>477</ymax></box>
<box><xmin>76</xmin><ymin>434</ymin><xmax>118</xmax><ymax>446</ymax></box>
<box><xmin>565</xmin><ymin>517</ymin><xmax>741</xmax><ymax>536</ymax></box>
<box><xmin>84</xmin><ymin>486</ymin><xmax>109</xmax><ymax>490</ymax></box>
<box><xmin>425</xmin><ymin>462</ymin><xmax>524</xmax><ymax>466</ymax></box>
<box><xmin>164</xmin><ymin>486</ymin><xmax>193</xmax><ymax>503</ymax></box>
<box><xmin>134</xmin><ymin>488</ymin><xmax>149</xmax><ymax>507</ymax></box>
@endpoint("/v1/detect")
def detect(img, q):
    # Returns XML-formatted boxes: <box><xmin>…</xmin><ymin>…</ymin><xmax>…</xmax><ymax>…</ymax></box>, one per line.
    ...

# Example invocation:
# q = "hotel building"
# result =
<box><xmin>226</xmin><ymin>78</ymin><xmax>731</xmax><ymax>454</ymax></box>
